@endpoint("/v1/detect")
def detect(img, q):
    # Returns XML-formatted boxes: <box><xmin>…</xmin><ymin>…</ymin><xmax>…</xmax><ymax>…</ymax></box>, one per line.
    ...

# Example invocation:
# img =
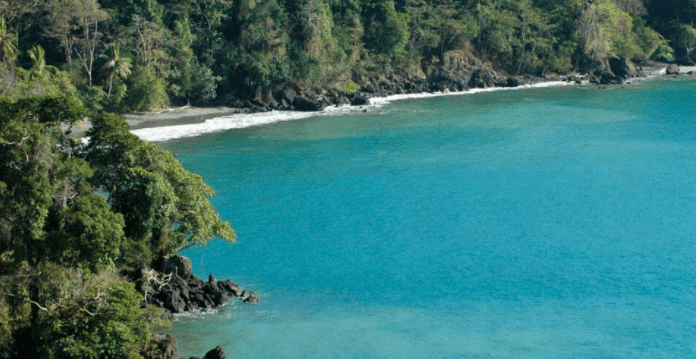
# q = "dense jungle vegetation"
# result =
<box><xmin>0</xmin><ymin>0</ymin><xmax>694</xmax><ymax>111</ymax></box>
<box><xmin>0</xmin><ymin>0</ymin><xmax>694</xmax><ymax>358</ymax></box>
<box><xmin>0</xmin><ymin>95</ymin><xmax>235</xmax><ymax>357</ymax></box>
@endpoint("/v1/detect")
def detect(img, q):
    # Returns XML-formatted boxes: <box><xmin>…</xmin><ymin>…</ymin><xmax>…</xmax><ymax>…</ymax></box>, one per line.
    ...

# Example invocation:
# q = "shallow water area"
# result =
<box><xmin>161</xmin><ymin>78</ymin><xmax>696</xmax><ymax>358</ymax></box>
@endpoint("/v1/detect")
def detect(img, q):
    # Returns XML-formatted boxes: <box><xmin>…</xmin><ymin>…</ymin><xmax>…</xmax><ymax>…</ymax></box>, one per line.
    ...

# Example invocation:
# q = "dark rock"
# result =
<box><xmin>241</xmin><ymin>290</ymin><xmax>259</xmax><ymax>305</ymax></box>
<box><xmin>160</xmin><ymin>289</ymin><xmax>186</xmax><ymax>314</ymax></box>
<box><xmin>336</xmin><ymin>95</ymin><xmax>350</xmax><ymax>105</ymax></box>
<box><xmin>499</xmin><ymin>77</ymin><xmax>522</xmax><ymax>88</ymax></box>
<box><xmin>565</xmin><ymin>75</ymin><xmax>583</xmax><ymax>83</ymax></box>
<box><xmin>148</xmin><ymin>333</ymin><xmax>177</xmax><ymax>359</ymax></box>
<box><xmin>163</xmin><ymin>255</ymin><xmax>193</xmax><ymax>280</ymax></box>
<box><xmin>609</xmin><ymin>57</ymin><xmax>637</xmax><ymax>79</ymax></box>
<box><xmin>666</xmin><ymin>64</ymin><xmax>680</xmax><ymax>75</ymax></box>
<box><xmin>280</xmin><ymin>87</ymin><xmax>297</xmax><ymax>104</ymax></box>
<box><xmin>219</xmin><ymin>279</ymin><xmax>243</xmax><ymax>297</ymax></box>
<box><xmin>468</xmin><ymin>70</ymin><xmax>496</xmax><ymax>88</ymax></box>
<box><xmin>137</xmin><ymin>257</ymin><xmax>259</xmax><ymax>314</ymax></box>
<box><xmin>592</xmin><ymin>70</ymin><xmax>623</xmax><ymax>85</ymax></box>
<box><xmin>350</xmin><ymin>95</ymin><xmax>370</xmax><ymax>106</ymax></box>
<box><xmin>204</xmin><ymin>346</ymin><xmax>227</xmax><ymax>359</ymax></box>
<box><xmin>255</xmin><ymin>87</ymin><xmax>278</xmax><ymax>108</ymax></box>
<box><xmin>292</xmin><ymin>95</ymin><xmax>327</xmax><ymax>111</ymax></box>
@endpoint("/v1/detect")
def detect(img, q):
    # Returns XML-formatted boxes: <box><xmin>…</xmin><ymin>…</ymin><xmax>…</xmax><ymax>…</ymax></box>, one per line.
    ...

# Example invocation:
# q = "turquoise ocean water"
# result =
<box><xmin>156</xmin><ymin>78</ymin><xmax>696</xmax><ymax>358</ymax></box>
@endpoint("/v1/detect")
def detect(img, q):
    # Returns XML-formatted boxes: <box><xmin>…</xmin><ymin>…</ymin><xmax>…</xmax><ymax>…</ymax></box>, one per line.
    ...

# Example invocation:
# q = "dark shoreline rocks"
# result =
<box><xmin>131</xmin><ymin>255</ymin><xmax>259</xmax><ymax>315</ymax></box>
<box><xmin>218</xmin><ymin>63</ymin><xmax>562</xmax><ymax>113</ymax></box>
<box><xmin>132</xmin><ymin>255</ymin><xmax>257</xmax><ymax>358</ymax></box>
<box><xmin>222</xmin><ymin>57</ymin><xmax>663</xmax><ymax>114</ymax></box>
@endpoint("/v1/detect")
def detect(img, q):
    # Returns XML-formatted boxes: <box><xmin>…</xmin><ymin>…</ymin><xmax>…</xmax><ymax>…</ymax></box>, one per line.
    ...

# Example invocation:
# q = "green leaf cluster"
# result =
<box><xmin>0</xmin><ymin>94</ymin><xmax>234</xmax><ymax>358</ymax></box>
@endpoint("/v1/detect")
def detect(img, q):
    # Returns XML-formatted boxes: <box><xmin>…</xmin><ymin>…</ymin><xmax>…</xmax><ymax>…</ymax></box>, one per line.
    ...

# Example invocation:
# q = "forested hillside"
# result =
<box><xmin>0</xmin><ymin>1</ymin><xmax>694</xmax><ymax>358</ymax></box>
<box><xmin>0</xmin><ymin>0</ymin><xmax>692</xmax><ymax>111</ymax></box>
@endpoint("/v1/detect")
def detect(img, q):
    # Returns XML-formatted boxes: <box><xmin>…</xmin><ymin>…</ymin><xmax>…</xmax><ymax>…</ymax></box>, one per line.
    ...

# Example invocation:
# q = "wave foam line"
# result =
<box><xmin>131</xmin><ymin>81</ymin><xmax>574</xmax><ymax>142</ymax></box>
<box><xmin>131</xmin><ymin>110</ymin><xmax>318</xmax><ymax>142</ymax></box>
<box><xmin>368</xmin><ymin>80</ymin><xmax>574</xmax><ymax>107</ymax></box>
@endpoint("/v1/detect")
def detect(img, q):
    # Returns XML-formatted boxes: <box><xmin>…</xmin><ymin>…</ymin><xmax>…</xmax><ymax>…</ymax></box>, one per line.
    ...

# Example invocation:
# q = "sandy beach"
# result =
<box><xmin>124</xmin><ymin>106</ymin><xmax>242</xmax><ymax>130</ymax></box>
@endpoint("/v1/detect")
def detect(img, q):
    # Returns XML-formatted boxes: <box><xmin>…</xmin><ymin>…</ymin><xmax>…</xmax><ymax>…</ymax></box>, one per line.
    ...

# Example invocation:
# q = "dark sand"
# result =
<box><xmin>124</xmin><ymin>106</ymin><xmax>241</xmax><ymax>130</ymax></box>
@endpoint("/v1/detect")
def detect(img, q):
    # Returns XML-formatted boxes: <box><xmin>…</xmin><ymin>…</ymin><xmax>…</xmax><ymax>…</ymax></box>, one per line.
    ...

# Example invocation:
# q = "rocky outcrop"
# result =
<box><xmin>350</xmin><ymin>95</ymin><xmax>370</xmax><ymax>106</ymax></box>
<box><xmin>609</xmin><ymin>57</ymin><xmax>638</xmax><ymax>79</ymax></box>
<box><xmin>592</xmin><ymin>70</ymin><xmax>624</xmax><ymax>84</ymax></box>
<box><xmin>163</xmin><ymin>255</ymin><xmax>193</xmax><ymax>280</ymax></box>
<box><xmin>185</xmin><ymin>345</ymin><xmax>227</xmax><ymax>359</ymax></box>
<box><xmin>292</xmin><ymin>94</ymin><xmax>328</xmax><ymax>111</ymax></box>
<box><xmin>133</xmin><ymin>255</ymin><xmax>259</xmax><ymax>315</ymax></box>
<box><xmin>468</xmin><ymin>69</ymin><xmax>497</xmax><ymax>88</ymax></box>
<box><xmin>666</xmin><ymin>64</ymin><xmax>680</xmax><ymax>75</ymax></box>
<box><xmin>585</xmin><ymin>57</ymin><xmax>642</xmax><ymax>84</ymax></box>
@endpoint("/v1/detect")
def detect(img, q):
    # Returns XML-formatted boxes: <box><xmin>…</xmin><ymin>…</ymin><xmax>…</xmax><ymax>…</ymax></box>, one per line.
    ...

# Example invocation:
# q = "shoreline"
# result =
<box><xmin>129</xmin><ymin>80</ymin><xmax>579</xmax><ymax>142</ymax></box>
<box><xmin>125</xmin><ymin>106</ymin><xmax>244</xmax><ymax>130</ymax></box>
<box><xmin>80</xmin><ymin>64</ymin><xmax>689</xmax><ymax>142</ymax></box>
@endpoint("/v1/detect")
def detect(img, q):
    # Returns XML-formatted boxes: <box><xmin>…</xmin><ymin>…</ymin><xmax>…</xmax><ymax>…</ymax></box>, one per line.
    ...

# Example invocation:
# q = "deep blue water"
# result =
<box><xmin>162</xmin><ymin>78</ymin><xmax>696</xmax><ymax>358</ymax></box>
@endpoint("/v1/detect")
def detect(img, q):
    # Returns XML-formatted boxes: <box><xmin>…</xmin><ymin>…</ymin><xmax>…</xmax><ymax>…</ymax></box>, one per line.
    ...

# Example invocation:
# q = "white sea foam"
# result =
<box><xmin>367</xmin><ymin>80</ymin><xmax>573</xmax><ymax>107</ymax></box>
<box><xmin>171</xmin><ymin>307</ymin><xmax>220</xmax><ymax>321</ymax></box>
<box><xmin>131</xmin><ymin>81</ymin><xmax>575</xmax><ymax>142</ymax></box>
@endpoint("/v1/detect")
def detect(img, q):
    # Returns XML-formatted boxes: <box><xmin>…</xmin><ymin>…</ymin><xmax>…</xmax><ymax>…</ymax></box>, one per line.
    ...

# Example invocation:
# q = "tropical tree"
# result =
<box><xmin>676</xmin><ymin>23</ymin><xmax>696</xmax><ymax>62</ymax></box>
<box><xmin>0</xmin><ymin>17</ymin><xmax>18</xmax><ymax>63</ymax></box>
<box><xmin>0</xmin><ymin>0</ymin><xmax>41</xmax><ymax>33</ymax></box>
<box><xmin>100</xmin><ymin>44</ymin><xmax>132</xmax><ymax>99</ymax></box>
<box><xmin>43</xmin><ymin>0</ymin><xmax>109</xmax><ymax>85</ymax></box>
<box><xmin>85</xmin><ymin>112</ymin><xmax>235</xmax><ymax>261</ymax></box>
<box><xmin>26</xmin><ymin>45</ymin><xmax>58</xmax><ymax>81</ymax></box>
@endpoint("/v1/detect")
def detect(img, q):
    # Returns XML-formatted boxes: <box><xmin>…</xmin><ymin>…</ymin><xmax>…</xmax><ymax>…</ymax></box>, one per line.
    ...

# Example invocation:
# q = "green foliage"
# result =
<box><xmin>342</xmin><ymin>80</ymin><xmax>360</xmax><ymax>94</ymax></box>
<box><xmin>32</xmin><ymin>268</ymin><xmax>151</xmax><ymax>359</ymax></box>
<box><xmin>676</xmin><ymin>23</ymin><xmax>696</xmax><ymax>61</ymax></box>
<box><xmin>0</xmin><ymin>0</ymin><xmax>686</xmax><ymax>101</ymax></box>
<box><xmin>86</xmin><ymin>113</ymin><xmax>236</xmax><ymax>258</ymax></box>
<box><xmin>100</xmin><ymin>44</ymin><xmax>132</xmax><ymax>101</ymax></box>
<box><xmin>632</xmin><ymin>18</ymin><xmax>673</xmax><ymax>61</ymax></box>
<box><xmin>362</xmin><ymin>0</ymin><xmax>410</xmax><ymax>63</ymax></box>
<box><xmin>577</xmin><ymin>0</ymin><xmax>660</xmax><ymax>61</ymax></box>
<box><xmin>0</xmin><ymin>18</ymin><xmax>17</xmax><ymax>63</ymax></box>
<box><xmin>124</xmin><ymin>65</ymin><xmax>169</xmax><ymax>111</ymax></box>
<box><xmin>1</xmin><ymin>92</ymin><xmax>237</xmax><ymax>357</ymax></box>
<box><xmin>45</xmin><ymin>191</ymin><xmax>126</xmax><ymax>270</ymax></box>
<box><xmin>473</xmin><ymin>0</ymin><xmax>570</xmax><ymax>73</ymax></box>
